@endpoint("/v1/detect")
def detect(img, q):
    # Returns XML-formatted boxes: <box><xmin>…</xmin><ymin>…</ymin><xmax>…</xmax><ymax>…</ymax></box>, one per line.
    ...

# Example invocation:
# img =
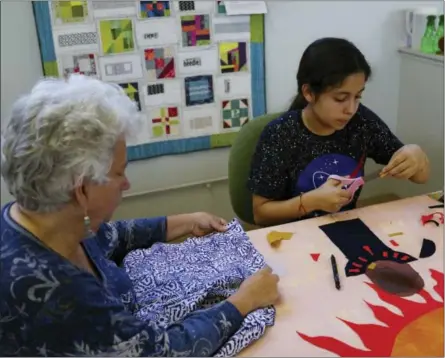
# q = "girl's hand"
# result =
<box><xmin>381</xmin><ymin>144</ymin><xmax>427</xmax><ymax>179</ymax></box>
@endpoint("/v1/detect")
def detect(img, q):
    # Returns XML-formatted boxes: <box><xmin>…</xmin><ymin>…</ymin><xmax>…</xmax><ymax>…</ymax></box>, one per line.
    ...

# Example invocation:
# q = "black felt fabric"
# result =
<box><xmin>319</xmin><ymin>218</ymin><xmax>417</xmax><ymax>277</ymax></box>
<box><xmin>419</xmin><ymin>238</ymin><xmax>436</xmax><ymax>258</ymax></box>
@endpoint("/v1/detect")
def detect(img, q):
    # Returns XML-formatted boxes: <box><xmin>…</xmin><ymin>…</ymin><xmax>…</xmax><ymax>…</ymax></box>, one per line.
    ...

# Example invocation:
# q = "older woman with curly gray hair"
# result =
<box><xmin>0</xmin><ymin>75</ymin><xmax>279</xmax><ymax>356</ymax></box>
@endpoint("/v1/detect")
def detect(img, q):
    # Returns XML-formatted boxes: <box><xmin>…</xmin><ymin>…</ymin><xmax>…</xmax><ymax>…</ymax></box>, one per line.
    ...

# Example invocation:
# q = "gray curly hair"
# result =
<box><xmin>1</xmin><ymin>75</ymin><xmax>142</xmax><ymax>213</ymax></box>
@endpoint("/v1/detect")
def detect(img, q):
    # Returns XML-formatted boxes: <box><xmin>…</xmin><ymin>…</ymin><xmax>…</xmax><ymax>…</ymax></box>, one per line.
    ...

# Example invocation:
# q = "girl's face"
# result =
<box><xmin>304</xmin><ymin>72</ymin><xmax>367</xmax><ymax>131</ymax></box>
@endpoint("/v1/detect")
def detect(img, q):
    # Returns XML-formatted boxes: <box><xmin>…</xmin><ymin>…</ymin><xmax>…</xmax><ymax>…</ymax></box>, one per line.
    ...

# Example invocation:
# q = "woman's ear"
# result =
<box><xmin>73</xmin><ymin>181</ymin><xmax>89</xmax><ymax>213</ymax></box>
<box><xmin>301</xmin><ymin>84</ymin><xmax>315</xmax><ymax>103</ymax></box>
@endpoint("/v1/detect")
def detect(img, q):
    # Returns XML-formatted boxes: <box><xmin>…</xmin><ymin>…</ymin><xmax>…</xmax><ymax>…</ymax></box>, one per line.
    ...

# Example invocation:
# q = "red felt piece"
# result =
<box><xmin>310</xmin><ymin>253</ymin><xmax>320</xmax><ymax>262</ymax></box>
<box><xmin>389</xmin><ymin>239</ymin><xmax>399</xmax><ymax>247</ymax></box>
<box><xmin>296</xmin><ymin>270</ymin><xmax>444</xmax><ymax>357</ymax></box>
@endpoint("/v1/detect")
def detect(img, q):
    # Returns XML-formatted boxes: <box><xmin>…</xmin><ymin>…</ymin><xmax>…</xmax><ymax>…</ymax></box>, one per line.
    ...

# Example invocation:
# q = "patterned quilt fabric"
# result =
<box><xmin>123</xmin><ymin>219</ymin><xmax>275</xmax><ymax>356</ymax></box>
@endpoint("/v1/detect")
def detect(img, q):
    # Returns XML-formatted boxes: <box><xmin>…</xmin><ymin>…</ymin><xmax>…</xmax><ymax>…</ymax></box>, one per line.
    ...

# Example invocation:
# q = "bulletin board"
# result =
<box><xmin>32</xmin><ymin>1</ymin><xmax>266</xmax><ymax>162</ymax></box>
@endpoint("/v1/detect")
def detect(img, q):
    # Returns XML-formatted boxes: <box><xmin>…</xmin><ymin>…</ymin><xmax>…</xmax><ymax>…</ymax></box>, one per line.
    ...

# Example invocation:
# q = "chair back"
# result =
<box><xmin>228</xmin><ymin>113</ymin><xmax>282</xmax><ymax>225</ymax></box>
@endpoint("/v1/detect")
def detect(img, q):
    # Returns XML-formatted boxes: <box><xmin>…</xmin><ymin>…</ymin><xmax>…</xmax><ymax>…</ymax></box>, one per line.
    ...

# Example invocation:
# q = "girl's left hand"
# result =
<box><xmin>381</xmin><ymin>144</ymin><xmax>426</xmax><ymax>179</ymax></box>
<box><xmin>190</xmin><ymin>212</ymin><xmax>228</xmax><ymax>237</ymax></box>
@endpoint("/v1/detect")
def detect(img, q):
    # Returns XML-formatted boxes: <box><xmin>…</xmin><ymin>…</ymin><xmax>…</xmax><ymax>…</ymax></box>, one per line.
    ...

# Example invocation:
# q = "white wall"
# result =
<box><xmin>265</xmin><ymin>0</ymin><xmax>442</xmax><ymax>131</ymax></box>
<box><xmin>1</xmin><ymin>2</ymin><xmax>43</xmax><ymax>204</ymax></box>
<box><xmin>1</xmin><ymin>1</ymin><xmax>442</xmax><ymax>215</ymax></box>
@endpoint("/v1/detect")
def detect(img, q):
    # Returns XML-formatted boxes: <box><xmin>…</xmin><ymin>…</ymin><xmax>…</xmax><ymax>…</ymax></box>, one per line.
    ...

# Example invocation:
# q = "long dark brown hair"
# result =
<box><xmin>289</xmin><ymin>38</ymin><xmax>372</xmax><ymax>111</ymax></box>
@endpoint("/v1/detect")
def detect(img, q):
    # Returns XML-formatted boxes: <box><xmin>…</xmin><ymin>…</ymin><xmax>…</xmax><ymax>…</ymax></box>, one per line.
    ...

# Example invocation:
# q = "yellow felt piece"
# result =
<box><xmin>267</xmin><ymin>231</ymin><xmax>294</xmax><ymax>247</ymax></box>
<box><xmin>367</xmin><ymin>262</ymin><xmax>376</xmax><ymax>270</ymax></box>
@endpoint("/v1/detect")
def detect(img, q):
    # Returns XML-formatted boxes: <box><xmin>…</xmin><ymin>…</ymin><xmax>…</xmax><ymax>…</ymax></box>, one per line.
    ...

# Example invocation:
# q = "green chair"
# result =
<box><xmin>228</xmin><ymin>112</ymin><xmax>282</xmax><ymax>225</ymax></box>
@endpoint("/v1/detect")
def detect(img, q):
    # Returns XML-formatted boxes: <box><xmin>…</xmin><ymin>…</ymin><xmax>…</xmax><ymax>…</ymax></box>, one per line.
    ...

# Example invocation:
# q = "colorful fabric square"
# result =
<box><xmin>144</xmin><ymin>47</ymin><xmax>175</xmax><ymax>80</ymax></box>
<box><xmin>222</xmin><ymin>99</ymin><xmax>249</xmax><ymax>128</ymax></box>
<box><xmin>60</xmin><ymin>53</ymin><xmax>97</xmax><ymax>77</ymax></box>
<box><xmin>181</xmin><ymin>15</ymin><xmax>211</xmax><ymax>47</ymax></box>
<box><xmin>99</xmin><ymin>19</ymin><xmax>134</xmax><ymax>54</ymax></box>
<box><xmin>185</xmin><ymin>75</ymin><xmax>214</xmax><ymax>106</ymax></box>
<box><xmin>217</xmin><ymin>0</ymin><xmax>226</xmax><ymax>14</ymax></box>
<box><xmin>220</xmin><ymin>42</ymin><xmax>247</xmax><ymax>73</ymax></box>
<box><xmin>119</xmin><ymin>82</ymin><xmax>141</xmax><ymax>111</ymax></box>
<box><xmin>139</xmin><ymin>1</ymin><xmax>171</xmax><ymax>18</ymax></box>
<box><xmin>179</xmin><ymin>1</ymin><xmax>195</xmax><ymax>11</ymax></box>
<box><xmin>53</xmin><ymin>0</ymin><xmax>88</xmax><ymax>23</ymax></box>
<box><xmin>123</xmin><ymin>219</ymin><xmax>275</xmax><ymax>357</ymax></box>
<box><xmin>152</xmin><ymin>107</ymin><xmax>180</xmax><ymax>137</ymax></box>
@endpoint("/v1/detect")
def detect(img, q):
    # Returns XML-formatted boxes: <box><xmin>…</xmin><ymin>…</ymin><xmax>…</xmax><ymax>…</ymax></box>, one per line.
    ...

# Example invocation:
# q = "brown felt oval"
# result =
<box><xmin>365</xmin><ymin>260</ymin><xmax>424</xmax><ymax>297</ymax></box>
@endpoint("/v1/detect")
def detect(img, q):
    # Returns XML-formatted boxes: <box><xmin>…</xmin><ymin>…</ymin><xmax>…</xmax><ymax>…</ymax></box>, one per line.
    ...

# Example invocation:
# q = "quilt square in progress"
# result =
<box><xmin>144</xmin><ymin>47</ymin><xmax>175</xmax><ymax>80</ymax></box>
<box><xmin>99</xmin><ymin>19</ymin><xmax>135</xmax><ymax>54</ymax></box>
<box><xmin>151</xmin><ymin>107</ymin><xmax>180</xmax><ymax>137</ymax></box>
<box><xmin>184</xmin><ymin>75</ymin><xmax>214</xmax><ymax>106</ymax></box>
<box><xmin>222</xmin><ymin>98</ymin><xmax>249</xmax><ymax>128</ymax></box>
<box><xmin>139</xmin><ymin>1</ymin><xmax>171</xmax><ymax>18</ymax></box>
<box><xmin>181</xmin><ymin>15</ymin><xmax>211</xmax><ymax>47</ymax></box>
<box><xmin>59</xmin><ymin>53</ymin><xmax>97</xmax><ymax>77</ymax></box>
<box><xmin>119</xmin><ymin>82</ymin><xmax>141</xmax><ymax>111</ymax></box>
<box><xmin>52</xmin><ymin>0</ymin><xmax>89</xmax><ymax>24</ymax></box>
<box><xmin>219</xmin><ymin>42</ymin><xmax>247</xmax><ymax>73</ymax></box>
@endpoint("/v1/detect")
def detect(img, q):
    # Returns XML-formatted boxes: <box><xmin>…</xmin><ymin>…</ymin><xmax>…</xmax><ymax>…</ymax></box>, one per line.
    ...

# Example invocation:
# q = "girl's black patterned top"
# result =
<box><xmin>247</xmin><ymin>104</ymin><xmax>404</xmax><ymax>220</ymax></box>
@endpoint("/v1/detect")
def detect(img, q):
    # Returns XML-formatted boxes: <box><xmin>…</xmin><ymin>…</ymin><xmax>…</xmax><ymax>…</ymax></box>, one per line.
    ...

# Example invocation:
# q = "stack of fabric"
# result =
<box><xmin>123</xmin><ymin>219</ymin><xmax>275</xmax><ymax>356</ymax></box>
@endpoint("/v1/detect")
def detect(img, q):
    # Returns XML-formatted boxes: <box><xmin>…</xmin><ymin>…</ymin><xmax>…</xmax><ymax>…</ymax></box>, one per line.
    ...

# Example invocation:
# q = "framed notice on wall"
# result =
<box><xmin>33</xmin><ymin>1</ymin><xmax>266</xmax><ymax>162</ymax></box>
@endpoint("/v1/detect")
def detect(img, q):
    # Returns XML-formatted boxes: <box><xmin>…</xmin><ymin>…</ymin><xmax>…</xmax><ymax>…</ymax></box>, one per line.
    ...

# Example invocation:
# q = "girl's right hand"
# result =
<box><xmin>309</xmin><ymin>178</ymin><xmax>352</xmax><ymax>213</ymax></box>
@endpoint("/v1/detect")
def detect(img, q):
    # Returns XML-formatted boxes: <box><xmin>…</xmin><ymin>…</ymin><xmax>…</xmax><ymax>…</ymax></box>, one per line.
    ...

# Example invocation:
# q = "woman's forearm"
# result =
<box><xmin>253</xmin><ymin>191</ymin><xmax>319</xmax><ymax>226</ymax></box>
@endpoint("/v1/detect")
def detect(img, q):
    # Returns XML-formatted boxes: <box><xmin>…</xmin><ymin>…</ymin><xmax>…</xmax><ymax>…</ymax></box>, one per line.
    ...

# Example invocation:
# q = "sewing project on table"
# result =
<box><xmin>123</xmin><ymin>219</ymin><xmax>275</xmax><ymax>357</ymax></box>
<box><xmin>33</xmin><ymin>1</ymin><xmax>266</xmax><ymax>162</ymax></box>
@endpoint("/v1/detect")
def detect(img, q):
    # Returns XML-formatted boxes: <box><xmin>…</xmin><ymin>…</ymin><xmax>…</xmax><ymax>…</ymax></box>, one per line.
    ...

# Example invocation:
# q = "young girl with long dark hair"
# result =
<box><xmin>248</xmin><ymin>38</ymin><xmax>430</xmax><ymax>226</ymax></box>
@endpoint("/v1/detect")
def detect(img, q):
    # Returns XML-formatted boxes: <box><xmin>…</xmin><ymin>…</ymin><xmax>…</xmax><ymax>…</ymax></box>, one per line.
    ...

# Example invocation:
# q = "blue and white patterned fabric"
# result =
<box><xmin>123</xmin><ymin>219</ymin><xmax>276</xmax><ymax>357</ymax></box>
<box><xmin>0</xmin><ymin>202</ymin><xmax>274</xmax><ymax>357</ymax></box>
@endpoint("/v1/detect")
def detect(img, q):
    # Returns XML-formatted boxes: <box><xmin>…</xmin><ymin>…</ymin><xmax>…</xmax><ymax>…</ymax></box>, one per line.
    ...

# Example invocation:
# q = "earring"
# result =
<box><xmin>83</xmin><ymin>214</ymin><xmax>92</xmax><ymax>236</ymax></box>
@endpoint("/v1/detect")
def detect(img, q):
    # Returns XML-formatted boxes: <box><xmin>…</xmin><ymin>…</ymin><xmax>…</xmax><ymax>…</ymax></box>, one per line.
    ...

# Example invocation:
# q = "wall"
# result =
<box><xmin>1</xmin><ymin>2</ymin><xmax>43</xmax><ymax>204</ymax></box>
<box><xmin>394</xmin><ymin>50</ymin><xmax>444</xmax><ymax>198</ymax></box>
<box><xmin>1</xmin><ymin>1</ymin><xmax>442</xmax><ymax>221</ymax></box>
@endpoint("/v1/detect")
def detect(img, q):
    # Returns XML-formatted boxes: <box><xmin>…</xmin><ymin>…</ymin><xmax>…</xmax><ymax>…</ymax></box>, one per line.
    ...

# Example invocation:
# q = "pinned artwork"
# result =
<box><xmin>177</xmin><ymin>48</ymin><xmax>218</xmax><ymax>76</ymax></box>
<box><xmin>135</xmin><ymin>18</ymin><xmax>178</xmax><ymax>47</ymax></box>
<box><xmin>213</xmin><ymin>16</ymin><xmax>250</xmax><ymax>41</ymax></box>
<box><xmin>98</xmin><ymin>54</ymin><xmax>143</xmax><ymax>82</ymax></box>
<box><xmin>222</xmin><ymin>99</ymin><xmax>249</xmax><ymax>129</ymax></box>
<box><xmin>219</xmin><ymin>42</ymin><xmax>248</xmax><ymax>73</ymax></box>
<box><xmin>119</xmin><ymin>82</ymin><xmax>141</xmax><ymax>111</ymax></box>
<box><xmin>181</xmin><ymin>15</ymin><xmax>211</xmax><ymax>47</ymax></box>
<box><xmin>182</xmin><ymin>107</ymin><xmax>217</xmax><ymax>137</ymax></box>
<box><xmin>59</xmin><ymin>53</ymin><xmax>97</xmax><ymax>77</ymax></box>
<box><xmin>217</xmin><ymin>1</ymin><xmax>227</xmax><ymax>14</ymax></box>
<box><xmin>144</xmin><ymin>80</ymin><xmax>182</xmax><ymax>107</ymax></box>
<box><xmin>150</xmin><ymin>107</ymin><xmax>181</xmax><ymax>138</ymax></box>
<box><xmin>139</xmin><ymin>1</ymin><xmax>171</xmax><ymax>18</ymax></box>
<box><xmin>53</xmin><ymin>26</ymin><xmax>99</xmax><ymax>53</ymax></box>
<box><xmin>91</xmin><ymin>1</ymin><xmax>136</xmax><ymax>18</ymax></box>
<box><xmin>99</xmin><ymin>19</ymin><xmax>135</xmax><ymax>54</ymax></box>
<box><xmin>174</xmin><ymin>1</ymin><xmax>214</xmax><ymax>13</ymax></box>
<box><xmin>33</xmin><ymin>2</ymin><xmax>266</xmax><ymax>161</ymax></box>
<box><xmin>184</xmin><ymin>75</ymin><xmax>214</xmax><ymax>106</ymax></box>
<box><xmin>215</xmin><ymin>74</ymin><xmax>251</xmax><ymax>97</ymax></box>
<box><xmin>144</xmin><ymin>47</ymin><xmax>175</xmax><ymax>80</ymax></box>
<box><xmin>52</xmin><ymin>0</ymin><xmax>89</xmax><ymax>25</ymax></box>
<box><xmin>178</xmin><ymin>1</ymin><xmax>195</xmax><ymax>11</ymax></box>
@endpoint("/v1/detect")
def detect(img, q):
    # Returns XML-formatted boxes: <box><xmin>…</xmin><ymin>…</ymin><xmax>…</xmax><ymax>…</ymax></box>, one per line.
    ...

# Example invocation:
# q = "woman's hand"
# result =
<box><xmin>381</xmin><ymin>144</ymin><xmax>428</xmax><ymax>180</ymax></box>
<box><xmin>190</xmin><ymin>212</ymin><xmax>227</xmax><ymax>237</ymax></box>
<box><xmin>306</xmin><ymin>178</ymin><xmax>352</xmax><ymax>213</ymax></box>
<box><xmin>227</xmin><ymin>267</ymin><xmax>280</xmax><ymax>316</ymax></box>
